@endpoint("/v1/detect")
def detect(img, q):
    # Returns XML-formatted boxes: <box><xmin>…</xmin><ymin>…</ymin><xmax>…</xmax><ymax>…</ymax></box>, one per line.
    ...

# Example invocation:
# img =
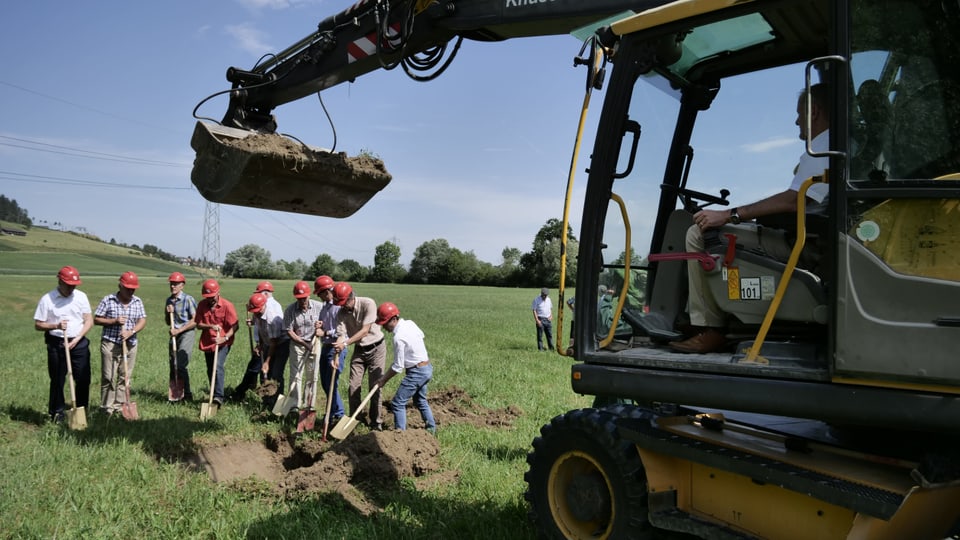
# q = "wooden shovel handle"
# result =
<box><xmin>64</xmin><ymin>333</ymin><xmax>79</xmax><ymax>409</ymax></box>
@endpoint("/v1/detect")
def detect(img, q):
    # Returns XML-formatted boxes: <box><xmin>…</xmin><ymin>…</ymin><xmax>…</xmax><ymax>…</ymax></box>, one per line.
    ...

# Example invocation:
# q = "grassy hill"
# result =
<box><xmin>0</xmin><ymin>220</ymin><xmax>204</xmax><ymax>279</ymax></box>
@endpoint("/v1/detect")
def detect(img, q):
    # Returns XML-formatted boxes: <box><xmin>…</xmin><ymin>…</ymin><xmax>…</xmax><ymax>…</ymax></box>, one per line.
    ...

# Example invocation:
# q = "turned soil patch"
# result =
<box><xmin>186</xmin><ymin>386</ymin><xmax>521</xmax><ymax>514</ymax></box>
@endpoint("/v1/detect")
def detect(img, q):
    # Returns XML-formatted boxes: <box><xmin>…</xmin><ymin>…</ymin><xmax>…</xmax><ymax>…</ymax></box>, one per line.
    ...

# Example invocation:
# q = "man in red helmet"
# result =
<box><xmin>281</xmin><ymin>280</ymin><xmax>323</xmax><ymax>413</ymax></box>
<box><xmin>374</xmin><ymin>302</ymin><xmax>436</xmax><ymax>435</ymax></box>
<box><xmin>233</xmin><ymin>281</ymin><xmax>289</xmax><ymax>403</ymax></box>
<box><xmin>33</xmin><ymin>266</ymin><xmax>94</xmax><ymax>422</ymax></box>
<box><xmin>94</xmin><ymin>271</ymin><xmax>148</xmax><ymax>416</ymax></box>
<box><xmin>314</xmin><ymin>275</ymin><xmax>345</xmax><ymax>424</ymax></box>
<box><xmin>332</xmin><ymin>282</ymin><xmax>386</xmax><ymax>431</ymax></box>
<box><xmin>166</xmin><ymin>272</ymin><xmax>197</xmax><ymax>401</ymax></box>
<box><xmin>193</xmin><ymin>279</ymin><xmax>239</xmax><ymax>407</ymax></box>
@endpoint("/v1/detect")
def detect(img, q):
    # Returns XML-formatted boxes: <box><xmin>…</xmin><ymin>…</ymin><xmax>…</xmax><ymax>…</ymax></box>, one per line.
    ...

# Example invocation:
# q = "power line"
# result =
<box><xmin>0</xmin><ymin>170</ymin><xmax>192</xmax><ymax>190</ymax></box>
<box><xmin>0</xmin><ymin>80</ymin><xmax>183</xmax><ymax>135</ymax></box>
<box><xmin>0</xmin><ymin>135</ymin><xmax>188</xmax><ymax>167</ymax></box>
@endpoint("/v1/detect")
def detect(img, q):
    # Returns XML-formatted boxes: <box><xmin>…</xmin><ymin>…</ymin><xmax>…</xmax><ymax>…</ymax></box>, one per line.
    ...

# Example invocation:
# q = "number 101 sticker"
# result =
<box><xmin>739</xmin><ymin>276</ymin><xmax>776</xmax><ymax>301</ymax></box>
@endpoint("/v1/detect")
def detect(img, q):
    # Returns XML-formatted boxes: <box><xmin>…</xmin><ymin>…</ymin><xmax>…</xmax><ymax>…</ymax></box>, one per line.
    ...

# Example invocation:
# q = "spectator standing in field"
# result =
<box><xmin>166</xmin><ymin>272</ymin><xmax>197</xmax><ymax>402</ymax></box>
<box><xmin>33</xmin><ymin>266</ymin><xmax>94</xmax><ymax>422</ymax></box>
<box><xmin>93</xmin><ymin>272</ymin><xmax>147</xmax><ymax>416</ymax></box>
<box><xmin>374</xmin><ymin>302</ymin><xmax>436</xmax><ymax>435</ymax></box>
<box><xmin>282</xmin><ymin>280</ymin><xmax>323</xmax><ymax>412</ymax></box>
<box><xmin>194</xmin><ymin>279</ymin><xmax>239</xmax><ymax>407</ymax></box>
<box><xmin>532</xmin><ymin>287</ymin><xmax>554</xmax><ymax>351</ymax></box>
<box><xmin>314</xmin><ymin>275</ymin><xmax>345</xmax><ymax>424</ymax></box>
<box><xmin>233</xmin><ymin>281</ymin><xmax>288</xmax><ymax>402</ymax></box>
<box><xmin>332</xmin><ymin>282</ymin><xmax>386</xmax><ymax>431</ymax></box>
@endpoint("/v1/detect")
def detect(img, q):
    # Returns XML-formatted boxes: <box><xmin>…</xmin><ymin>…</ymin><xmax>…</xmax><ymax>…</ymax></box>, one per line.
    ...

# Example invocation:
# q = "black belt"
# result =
<box><xmin>357</xmin><ymin>339</ymin><xmax>383</xmax><ymax>352</ymax></box>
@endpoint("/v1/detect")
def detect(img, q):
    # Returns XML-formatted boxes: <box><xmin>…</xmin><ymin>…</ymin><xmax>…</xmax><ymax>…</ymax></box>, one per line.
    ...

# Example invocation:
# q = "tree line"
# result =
<box><xmin>222</xmin><ymin>218</ymin><xmax>579</xmax><ymax>287</ymax></box>
<box><xmin>0</xmin><ymin>195</ymin><xmax>32</xmax><ymax>228</ymax></box>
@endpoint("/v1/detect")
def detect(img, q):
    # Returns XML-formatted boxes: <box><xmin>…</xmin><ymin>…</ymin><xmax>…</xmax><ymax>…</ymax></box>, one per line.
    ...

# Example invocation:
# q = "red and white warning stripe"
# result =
<box><xmin>347</xmin><ymin>22</ymin><xmax>402</xmax><ymax>63</ymax></box>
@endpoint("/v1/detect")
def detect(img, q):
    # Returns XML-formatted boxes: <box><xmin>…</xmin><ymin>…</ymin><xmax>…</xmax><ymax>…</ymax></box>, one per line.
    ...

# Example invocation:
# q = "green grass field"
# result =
<box><xmin>1</xmin><ymin>275</ymin><xmax>588</xmax><ymax>539</ymax></box>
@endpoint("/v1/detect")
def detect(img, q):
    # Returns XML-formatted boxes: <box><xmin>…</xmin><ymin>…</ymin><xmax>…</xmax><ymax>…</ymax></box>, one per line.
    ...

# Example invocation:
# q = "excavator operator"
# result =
<box><xmin>669</xmin><ymin>83</ymin><xmax>832</xmax><ymax>354</ymax></box>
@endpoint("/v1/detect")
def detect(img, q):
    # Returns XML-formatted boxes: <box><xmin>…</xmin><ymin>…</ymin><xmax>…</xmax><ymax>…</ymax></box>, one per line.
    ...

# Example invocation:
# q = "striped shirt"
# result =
<box><xmin>283</xmin><ymin>299</ymin><xmax>323</xmax><ymax>342</ymax></box>
<box><xmin>95</xmin><ymin>293</ymin><xmax>147</xmax><ymax>345</ymax></box>
<box><xmin>166</xmin><ymin>291</ymin><xmax>197</xmax><ymax>329</ymax></box>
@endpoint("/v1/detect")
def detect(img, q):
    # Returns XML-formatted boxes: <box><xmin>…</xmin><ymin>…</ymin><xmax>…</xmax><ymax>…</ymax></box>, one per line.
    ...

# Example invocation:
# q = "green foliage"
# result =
<box><xmin>337</xmin><ymin>259</ymin><xmax>368</xmax><ymax>282</ymax></box>
<box><xmin>369</xmin><ymin>241</ymin><xmax>405</xmax><ymax>283</ymax></box>
<box><xmin>520</xmin><ymin>219</ymin><xmax>578</xmax><ymax>287</ymax></box>
<box><xmin>0</xmin><ymin>194</ymin><xmax>32</xmax><ymax>228</ymax></box>
<box><xmin>0</xmin><ymin>274</ymin><xmax>588</xmax><ymax>539</ymax></box>
<box><xmin>222</xmin><ymin>244</ymin><xmax>274</xmax><ymax>278</ymax></box>
<box><xmin>306</xmin><ymin>253</ymin><xmax>338</xmax><ymax>280</ymax></box>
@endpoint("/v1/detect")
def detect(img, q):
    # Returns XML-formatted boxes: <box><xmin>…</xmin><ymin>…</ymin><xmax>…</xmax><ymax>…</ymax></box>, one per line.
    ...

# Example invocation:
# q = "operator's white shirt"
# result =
<box><xmin>789</xmin><ymin>130</ymin><xmax>830</xmax><ymax>213</ymax></box>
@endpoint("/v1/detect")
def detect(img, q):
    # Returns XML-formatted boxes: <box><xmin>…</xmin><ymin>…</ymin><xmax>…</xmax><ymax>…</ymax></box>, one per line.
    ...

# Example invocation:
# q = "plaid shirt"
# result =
<box><xmin>166</xmin><ymin>291</ymin><xmax>197</xmax><ymax>329</ymax></box>
<box><xmin>95</xmin><ymin>293</ymin><xmax>147</xmax><ymax>345</ymax></box>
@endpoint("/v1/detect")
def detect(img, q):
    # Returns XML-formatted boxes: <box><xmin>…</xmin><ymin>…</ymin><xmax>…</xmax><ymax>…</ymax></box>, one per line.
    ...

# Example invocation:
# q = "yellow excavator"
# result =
<box><xmin>192</xmin><ymin>0</ymin><xmax>960</xmax><ymax>537</ymax></box>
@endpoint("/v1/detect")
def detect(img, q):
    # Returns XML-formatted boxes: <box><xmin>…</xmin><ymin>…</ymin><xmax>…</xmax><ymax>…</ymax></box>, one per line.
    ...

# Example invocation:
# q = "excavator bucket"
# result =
<box><xmin>190</xmin><ymin>122</ymin><xmax>392</xmax><ymax>218</ymax></box>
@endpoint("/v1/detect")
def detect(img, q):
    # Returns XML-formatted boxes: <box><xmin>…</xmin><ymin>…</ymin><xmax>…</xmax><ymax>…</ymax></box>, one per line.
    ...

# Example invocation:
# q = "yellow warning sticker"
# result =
<box><xmin>727</xmin><ymin>266</ymin><xmax>740</xmax><ymax>300</ymax></box>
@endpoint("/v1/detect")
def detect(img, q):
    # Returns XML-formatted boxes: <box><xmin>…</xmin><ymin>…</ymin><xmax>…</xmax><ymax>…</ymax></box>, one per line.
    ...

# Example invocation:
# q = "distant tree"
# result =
<box><xmin>223</xmin><ymin>244</ymin><xmax>274</xmax><ymax>278</ymax></box>
<box><xmin>520</xmin><ymin>218</ymin><xmax>578</xmax><ymax>287</ymax></box>
<box><xmin>408</xmin><ymin>239</ymin><xmax>452</xmax><ymax>284</ymax></box>
<box><xmin>306</xmin><ymin>253</ymin><xmax>339</xmax><ymax>280</ymax></box>
<box><xmin>369</xmin><ymin>241</ymin><xmax>405</xmax><ymax>283</ymax></box>
<box><xmin>277</xmin><ymin>258</ymin><xmax>309</xmax><ymax>280</ymax></box>
<box><xmin>440</xmin><ymin>248</ymin><xmax>480</xmax><ymax>285</ymax></box>
<box><xmin>0</xmin><ymin>195</ymin><xmax>32</xmax><ymax>228</ymax></box>
<box><xmin>338</xmin><ymin>259</ymin><xmax>368</xmax><ymax>282</ymax></box>
<box><xmin>498</xmin><ymin>246</ymin><xmax>522</xmax><ymax>286</ymax></box>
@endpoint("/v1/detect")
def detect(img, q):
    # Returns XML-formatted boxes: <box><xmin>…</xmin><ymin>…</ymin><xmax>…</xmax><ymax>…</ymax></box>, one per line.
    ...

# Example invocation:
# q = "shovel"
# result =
<box><xmin>168</xmin><ymin>311</ymin><xmax>185</xmax><ymax>402</ymax></box>
<box><xmin>297</xmin><ymin>338</ymin><xmax>323</xmax><ymax>432</ymax></box>
<box><xmin>120</xmin><ymin>339</ymin><xmax>139</xmax><ymax>420</ymax></box>
<box><xmin>200</xmin><ymin>330</ymin><xmax>220</xmax><ymax>420</ymax></box>
<box><xmin>320</xmin><ymin>362</ymin><xmax>339</xmax><ymax>441</ymax></box>
<box><xmin>273</xmin><ymin>336</ymin><xmax>318</xmax><ymax>417</ymax></box>
<box><xmin>329</xmin><ymin>383</ymin><xmax>380</xmax><ymax>440</ymax></box>
<box><xmin>63</xmin><ymin>333</ymin><xmax>87</xmax><ymax>430</ymax></box>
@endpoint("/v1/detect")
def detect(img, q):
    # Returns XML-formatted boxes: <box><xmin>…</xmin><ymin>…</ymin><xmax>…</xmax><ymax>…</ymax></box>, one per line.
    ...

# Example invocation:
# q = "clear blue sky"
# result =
<box><xmin>2</xmin><ymin>0</ymin><xmax>805</xmax><ymax>267</ymax></box>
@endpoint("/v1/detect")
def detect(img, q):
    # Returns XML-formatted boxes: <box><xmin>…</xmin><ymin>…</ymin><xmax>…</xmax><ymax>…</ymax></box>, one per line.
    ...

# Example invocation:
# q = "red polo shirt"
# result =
<box><xmin>194</xmin><ymin>296</ymin><xmax>239</xmax><ymax>352</ymax></box>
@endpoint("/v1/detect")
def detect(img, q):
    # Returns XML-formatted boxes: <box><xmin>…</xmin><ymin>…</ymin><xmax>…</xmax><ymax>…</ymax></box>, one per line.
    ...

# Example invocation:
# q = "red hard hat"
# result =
<box><xmin>247</xmin><ymin>292</ymin><xmax>268</xmax><ymax>313</ymax></box>
<box><xmin>255</xmin><ymin>280</ymin><xmax>274</xmax><ymax>293</ymax></box>
<box><xmin>331</xmin><ymin>282</ymin><xmax>353</xmax><ymax>306</ymax></box>
<box><xmin>292</xmin><ymin>280</ymin><xmax>311</xmax><ymax>299</ymax></box>
<box><xmin>119</xmin><ymin>271</ymin><xmax>140</xmax><ymax>289</ymax></box>
<box><xmin>57</xmin><ymin>266</ymin><xmax>82</xmax><ymax>286</ymax></box>
<box><xmin>168</xmin><ymin>272</ymin><xmax>186</xmax><ymax>283</ymax></box>
<box><xmin>201</xmin><ymin>279</ymin><xmax>220</xmax><ymax>298</ymax></box>
<box><xmin>375</xmin><ymin>302</ymin><xmax>400</xmax><ymax>325</ymax></box>
<box><xmin>314</xmin><ymin>275</ymin><xmax>334</xmax><ymax>293</ymax></box>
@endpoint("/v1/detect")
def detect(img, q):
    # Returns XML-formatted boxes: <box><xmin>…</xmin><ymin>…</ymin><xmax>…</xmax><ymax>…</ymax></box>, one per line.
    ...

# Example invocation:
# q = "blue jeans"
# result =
<box><xmin>204</xmin><ymin>345</ymin><xmax>229</xmax><ymax>402</ymax></box>
<box><xmin>320</xmin><ymin>344</ymin><xmax>346</xmax><ymax>420</ymax></box>
<box><xmin>391</xmin><ymin>363</ymin><xmax>435</xmax><ymax>430</ymax></box>
<box><xmin>536</xmin><ymin>317</ymin><xmax>554</xmax><ymax>350</ymax></box>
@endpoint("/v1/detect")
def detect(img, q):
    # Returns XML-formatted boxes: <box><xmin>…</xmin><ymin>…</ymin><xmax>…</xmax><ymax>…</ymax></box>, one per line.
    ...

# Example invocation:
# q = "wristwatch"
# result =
<box><xmin>729</xmin><ymin>207</ymin><xmax>741</xmax><ymax>224</ymax></box>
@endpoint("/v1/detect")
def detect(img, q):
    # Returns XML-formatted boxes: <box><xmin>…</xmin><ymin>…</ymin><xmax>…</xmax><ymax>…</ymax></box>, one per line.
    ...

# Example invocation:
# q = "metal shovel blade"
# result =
<box><xmin>297</xmin><ymin>409</ymin><xmax>317</xmax><ymax>433</ymax></box>
<box><xmin>168</xmin><ymin>377</ymin><xmax>185</xmax><ymax>402</ymax></box>
<box><xmin>121</xmin><ymin>401</ymin><xmax>139</xmax><ymax>421</ymax></box>
<box><xmin>328</xmin><ymin>415</ymin><xmax>359</xmax><ymax>440</ymax></box>
<box><xmin>329</xmin><ymin>384</ymin><xmax>379</xmax><ymax>440</ymax></box>
<box><xmin>190</xmin><ymin>121</ymin><xmax>392</xmax><ymax>218</ymax></box>
<box><xmin>271</xmin><ymin>394</ymin><xmax>294</xmax><ymax>416</ymax></box>
<box><xmin>199</xmin><ymin>401</ymin><xmax>218</xmax><ymax>420</ymax></box>
<box><xmin>66</xmin><ymin>406</ymin><xmax>87</xmax><ymax>430</ymax></box>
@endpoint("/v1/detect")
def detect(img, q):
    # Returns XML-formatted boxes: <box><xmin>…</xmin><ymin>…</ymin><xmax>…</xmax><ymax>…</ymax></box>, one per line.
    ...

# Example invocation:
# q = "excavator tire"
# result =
<box><xmin>525</xmin><ymin>407</ymin><xmax>652</xmax><ymax>539</ymax></box>
<box><xmin>190</xmin><ymin>122</ymin><xmax>391</xmax><ymax>218</ymax></box>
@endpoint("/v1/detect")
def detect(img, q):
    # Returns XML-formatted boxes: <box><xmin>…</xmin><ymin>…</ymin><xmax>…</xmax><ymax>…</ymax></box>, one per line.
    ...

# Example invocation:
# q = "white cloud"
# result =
<box><xmin>235</xmin><ymin>0</ymin><xmax>292</xmax><ymax>10</ymax></box>
<box><xmin>741</xmin><ymin>137</ymin><xmax>795</xmax><ymax>153</ymax></box>
<box><xmin>225</xmin><ymin>23</ymin><xmax>273</xmax><ymax>55</ymax></box>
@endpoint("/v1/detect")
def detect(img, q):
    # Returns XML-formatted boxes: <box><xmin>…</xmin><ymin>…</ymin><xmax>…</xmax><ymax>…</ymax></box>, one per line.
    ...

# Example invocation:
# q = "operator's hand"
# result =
<box><xmin>261</xmin><ymin>360</ymin><xmax>270</xmax><ymax>377</ymax></box>
<box><xmin>246</xmin><ymin>318</ymin><xmax>254</xmax><ymax>327</ymax></box>
<box><xmin>314</xmin><ymin>320</ymin><xmax>323</xmax><ymax>331</ymax></box>
<box><xmin>693</xmin><ymin>208</ymin><xmax>730</xmax><ymax>231</ymax></box>
<box><xmin>116</xmin><ymin>314</ymin><xmax>128</xmax><ymax>327</ymax></box>
<box><xmin>333</xmin><ymin>339</ymin><xmax>346</xmax><ymax>354</ymax></box>
<box><xmin>165</xmin><ymin>304</ymin><xmax>174</xmax><ymax>314</ymax></box>
<box><xmin>59</xmin><ymin>319</ymin><xmax>69</xmax><ymax>331</ymax></box>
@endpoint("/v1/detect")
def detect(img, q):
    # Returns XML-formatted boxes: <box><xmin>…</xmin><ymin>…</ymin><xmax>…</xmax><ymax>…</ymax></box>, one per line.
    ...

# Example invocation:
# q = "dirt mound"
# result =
<box><xmin>188</xmin><ymin>386</ymin><xmax>519</xmax><ymax>514</ymax></box>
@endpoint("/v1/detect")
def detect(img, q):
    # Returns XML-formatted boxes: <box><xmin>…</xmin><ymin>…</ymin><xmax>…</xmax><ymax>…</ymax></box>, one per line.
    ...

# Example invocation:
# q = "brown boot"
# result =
<box><xmin>668</xmin><ymin>328</ymin><xmax>726</xmax><ymax>354</ymax></box>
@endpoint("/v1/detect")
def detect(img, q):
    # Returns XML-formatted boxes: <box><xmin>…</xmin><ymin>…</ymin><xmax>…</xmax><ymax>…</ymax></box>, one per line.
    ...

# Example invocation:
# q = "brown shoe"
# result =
<box><xmin>669</xmin><ymin>328</ymin><xmax>726</xmax><ymax>354</ymax></box>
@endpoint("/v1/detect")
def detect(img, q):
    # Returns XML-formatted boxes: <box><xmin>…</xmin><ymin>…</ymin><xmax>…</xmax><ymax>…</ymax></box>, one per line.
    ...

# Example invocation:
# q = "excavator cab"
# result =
<box><xmin>528</xmin><ymin>0</ymin><xmax>960</xmax><ymax>537</ymax></box>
